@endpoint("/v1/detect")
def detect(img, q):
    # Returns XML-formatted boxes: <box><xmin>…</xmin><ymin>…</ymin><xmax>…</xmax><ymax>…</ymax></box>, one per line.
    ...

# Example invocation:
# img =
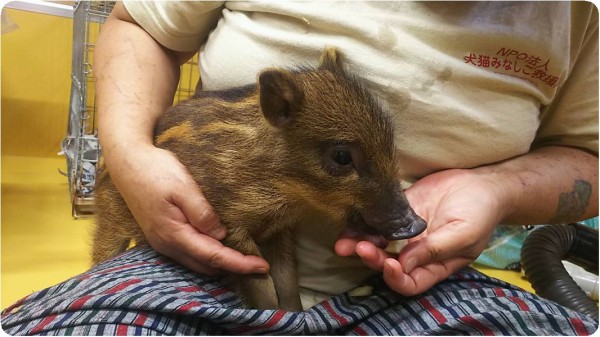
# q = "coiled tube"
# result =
<box><xmin>521</xmin><ymin>223</ymin><xmax>598</xmax><ymax>321</ymax></box>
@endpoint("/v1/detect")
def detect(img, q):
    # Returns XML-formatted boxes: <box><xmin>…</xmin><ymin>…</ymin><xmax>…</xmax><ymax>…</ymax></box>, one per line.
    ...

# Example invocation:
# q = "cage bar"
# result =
<box><xmin>64</xmin><ymin>1</ymin><xmax>200</xmax><ymax>218</ymax></box>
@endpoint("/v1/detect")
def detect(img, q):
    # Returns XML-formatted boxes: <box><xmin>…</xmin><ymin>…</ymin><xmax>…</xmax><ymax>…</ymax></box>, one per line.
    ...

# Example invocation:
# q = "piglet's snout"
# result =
<box><xmin>361</xmin><ymin>191</ymin><xmax>427</xmax><ymax>240</ymax></box>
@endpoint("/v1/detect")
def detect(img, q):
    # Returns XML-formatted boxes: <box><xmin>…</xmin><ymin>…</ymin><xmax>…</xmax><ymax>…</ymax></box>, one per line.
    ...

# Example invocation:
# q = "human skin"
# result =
<box><xmin>335</xmin><ymin>146</ymin><xmax>598</xmax><ymax>295</ymax></box>
<box><xmin>95</xmin><ymin>3</ymin><xmax>269</xmax><ymax>276</ymax></box>
<box><xmin>95</xmin><ymin>3</ymin><xmax>598</xmax><ymax>294</ymax></box>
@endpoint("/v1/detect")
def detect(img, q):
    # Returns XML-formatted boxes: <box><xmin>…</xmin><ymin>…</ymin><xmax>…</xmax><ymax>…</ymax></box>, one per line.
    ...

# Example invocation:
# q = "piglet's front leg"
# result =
<box><xmin>234</xmin><ymin>273</ymin><xmax>279</xmax><ymax>310</ymax></box>
<box><xmin>260</xmin><ymin>226</ymin><xmax>302</xmax><ymax>311</ymax></box>
<box><xmin>223</xmin><ymin>231</ymin><xmax>279</xmax><ymax>309</ymax></box>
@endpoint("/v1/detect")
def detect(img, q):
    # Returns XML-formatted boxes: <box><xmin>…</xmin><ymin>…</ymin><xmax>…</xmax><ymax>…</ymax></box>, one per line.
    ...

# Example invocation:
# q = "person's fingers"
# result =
<box><xmin>335</xmin><ymin>228</ymin><xmax>389</xmax><ymax>257</ymax></box>
<box><xmin>382</xmin><ymin>223</ymin><xmax>479</xmax><ymax>295</ymax></box>
<box><xmin>355</xmin><ymin>241</ymin><xmax>393</xmax><ymax>271</ymax></box>
<box><xmin>170</xmin><ymin>179</ymin><xmax>226</xmax><ymax>240</ymax></box>
<box><xmin>382</xmin><ymin>258</ymin><xmax>411</xmax><ymax>294</ymax></box>
<box><xmin>160</xmin><ymin>224</ymin><xmax>270</xmax><ymax>275</ymax></box>
<box><xmin>398</xmin><ymin>221</ymin><xmax>477</xmax><ymax>274</ymax></box>
<box><xmin>383</xmin><ymin>256</ymin><xmax>471</xmax><ymax>296</ymax></box>
<box><xmin>334</xmin><ymin>237</ymin><xmax>359</xmax><ymax>256</ymax></box>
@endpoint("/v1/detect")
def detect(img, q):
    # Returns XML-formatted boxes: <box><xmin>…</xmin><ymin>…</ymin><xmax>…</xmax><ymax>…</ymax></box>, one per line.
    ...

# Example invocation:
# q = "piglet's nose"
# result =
<box><xmin>361</xmin><ymin>188</ymin><xmax>427</xmax><ymax>240</ymax></box>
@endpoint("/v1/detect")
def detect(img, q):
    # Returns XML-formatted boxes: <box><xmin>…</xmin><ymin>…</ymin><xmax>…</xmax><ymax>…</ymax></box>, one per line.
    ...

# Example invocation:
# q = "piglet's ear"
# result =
<box><xmin>259</xmin><ymin>69</ymin><xmax>304</xmax><ymax>128</ymax></box>
<box><xmin>319</xmin><ymin>47</ymin><xmax>344</xmax><ymax>71</ymax></box>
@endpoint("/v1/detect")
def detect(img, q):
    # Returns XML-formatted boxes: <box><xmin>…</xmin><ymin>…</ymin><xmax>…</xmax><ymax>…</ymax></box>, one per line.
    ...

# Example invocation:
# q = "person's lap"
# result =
<box><xmin>2</xmin><ymin>247</ymin><xmax>597</xmax><ymax>335</ymax></box>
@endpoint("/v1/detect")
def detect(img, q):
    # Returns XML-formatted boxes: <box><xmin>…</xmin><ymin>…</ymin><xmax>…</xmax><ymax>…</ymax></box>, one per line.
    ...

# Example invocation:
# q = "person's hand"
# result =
<box><xmin>109</xmin><ymin>144</ymin><xmax>270</xmax><ymax>276</ymax></box>
<box><xmin>93</xmin><ymin>2</ymin><xmax>267</xmax><ymax>277</ymax></box>
<box><xmin>335</xmin><ymin>168</ymin><xmax>505</xmax><ymax>296</ymax></box>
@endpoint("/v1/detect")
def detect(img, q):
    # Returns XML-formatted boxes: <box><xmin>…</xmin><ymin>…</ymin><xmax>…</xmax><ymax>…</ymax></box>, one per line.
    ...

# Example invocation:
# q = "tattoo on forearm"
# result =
<box><xmin>549</xmin><ymin>179</ymin><xmax>592</xmax><ymax>223</ymax></box>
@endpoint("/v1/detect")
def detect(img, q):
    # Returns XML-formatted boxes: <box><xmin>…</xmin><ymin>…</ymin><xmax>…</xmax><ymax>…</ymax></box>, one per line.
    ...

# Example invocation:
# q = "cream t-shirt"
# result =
<box><xmin>123</xmin><ymin>1</ymin><xmax>599</xmax><ymax>308</ymax></box>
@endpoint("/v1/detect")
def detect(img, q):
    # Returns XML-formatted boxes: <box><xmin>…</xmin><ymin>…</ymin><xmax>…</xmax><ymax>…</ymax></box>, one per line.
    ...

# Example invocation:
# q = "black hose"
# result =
<box><xmin>521</xmin><ymin>223</ymin><xmax>598</xmax><ymax>321</ymax></box>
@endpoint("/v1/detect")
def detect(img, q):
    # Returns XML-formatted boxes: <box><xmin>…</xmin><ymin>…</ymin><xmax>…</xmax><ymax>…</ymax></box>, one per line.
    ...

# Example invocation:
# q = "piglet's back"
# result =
<box><xmin>152</xmin><ymin>87</ymin><xmax>295</xmax><ymax>239</ymax></box>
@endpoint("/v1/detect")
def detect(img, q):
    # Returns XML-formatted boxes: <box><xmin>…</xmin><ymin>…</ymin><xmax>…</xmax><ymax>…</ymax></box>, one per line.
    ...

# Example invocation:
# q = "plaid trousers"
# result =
<box><xmin>2</xmin><ymin>247</ymin><xmax>597</xmax><ymax>335</ymax></box>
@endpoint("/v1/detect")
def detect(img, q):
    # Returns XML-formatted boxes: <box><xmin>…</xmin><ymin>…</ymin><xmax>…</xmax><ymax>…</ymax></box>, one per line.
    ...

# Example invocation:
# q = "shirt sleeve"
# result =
<box><xmin>122</xmin><ymin>1</ymin><xmax>225</xmax><ymax>52</ymax></box>
<box><xmin>533</xmin><ymin>5</ymin><xmax>599</xmax><ymax>155</ymax></box>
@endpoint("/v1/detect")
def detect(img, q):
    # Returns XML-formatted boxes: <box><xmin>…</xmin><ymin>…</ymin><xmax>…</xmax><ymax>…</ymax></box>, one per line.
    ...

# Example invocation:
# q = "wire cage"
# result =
<box><xmin>63</xmin><ymin>1</ymin><xmax>200</xmax><ymax>218</ymax></box>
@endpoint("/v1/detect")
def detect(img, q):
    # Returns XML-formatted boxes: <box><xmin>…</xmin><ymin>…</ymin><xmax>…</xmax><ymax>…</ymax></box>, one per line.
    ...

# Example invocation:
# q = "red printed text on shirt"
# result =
<box><xmin>463</xmin><ymin>47</ymin><xmax>560</xmax><ymax>88</ymax></box>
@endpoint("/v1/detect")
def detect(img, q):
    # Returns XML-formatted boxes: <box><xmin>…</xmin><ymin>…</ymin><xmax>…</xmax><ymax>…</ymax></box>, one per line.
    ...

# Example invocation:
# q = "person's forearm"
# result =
<box><xmin>94</xmin><ymin>4</ymin><xmax>182</xmax><ymax>168</ymax></box>
<box><xmin>475</xmin><ymin>145</ymin><xmax>598</xmax><ymax>225</ymax></box>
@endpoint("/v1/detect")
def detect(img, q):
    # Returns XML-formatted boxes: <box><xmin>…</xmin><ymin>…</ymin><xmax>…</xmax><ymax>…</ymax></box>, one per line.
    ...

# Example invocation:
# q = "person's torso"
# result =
<box><xmin>196</xmin><ymin>1</ymin><xmax>582</xmax><ymax>306</ymax></box>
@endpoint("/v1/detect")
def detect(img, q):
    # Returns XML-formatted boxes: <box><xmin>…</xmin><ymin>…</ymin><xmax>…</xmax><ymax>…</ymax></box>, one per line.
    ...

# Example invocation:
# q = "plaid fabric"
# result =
<box><xmin>2</xmin><ymin>247</ymin><xmax>597</xmax><ymax>335</ymax></box>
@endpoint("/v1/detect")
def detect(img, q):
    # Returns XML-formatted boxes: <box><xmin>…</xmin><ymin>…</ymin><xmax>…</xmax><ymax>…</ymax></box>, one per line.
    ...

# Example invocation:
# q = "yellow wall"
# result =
<box><xmin>1</xmin><ymin>8</ymin><xmax>82</xmax><ymax>308</ymax></box>
<box><xmin>0</xmin><ymin>7</ymin><xmax>199</xmax><ymax>308</ymax></box>
<box><xmin>2</xmin><ymin>8</ymin><xmax>73</xmax><ymax>158</ymax></box>
<box><xmin>1</xmin><ymin>7</ymin><xmax>199</xmax><ymax>158</ymax></box>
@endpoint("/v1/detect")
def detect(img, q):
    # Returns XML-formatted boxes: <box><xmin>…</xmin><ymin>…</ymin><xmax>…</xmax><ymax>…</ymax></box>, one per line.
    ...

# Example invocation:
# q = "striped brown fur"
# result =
<box><xmin>92</xmin><ymin>48</ymin><xmax>426</xmax><ymax>311</ymax></box>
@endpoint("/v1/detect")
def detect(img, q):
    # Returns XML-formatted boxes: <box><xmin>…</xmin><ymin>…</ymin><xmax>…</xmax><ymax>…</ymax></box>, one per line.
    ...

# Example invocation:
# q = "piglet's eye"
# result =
<box><xmin>322</xmin><ymin>142</ymin><xmax>357</xmax><ymax>176</ymax></box>
<box><xmin>332</xmin><ymin>150</ymin><xmax>352</xmax><ymax>166</ymax></box>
